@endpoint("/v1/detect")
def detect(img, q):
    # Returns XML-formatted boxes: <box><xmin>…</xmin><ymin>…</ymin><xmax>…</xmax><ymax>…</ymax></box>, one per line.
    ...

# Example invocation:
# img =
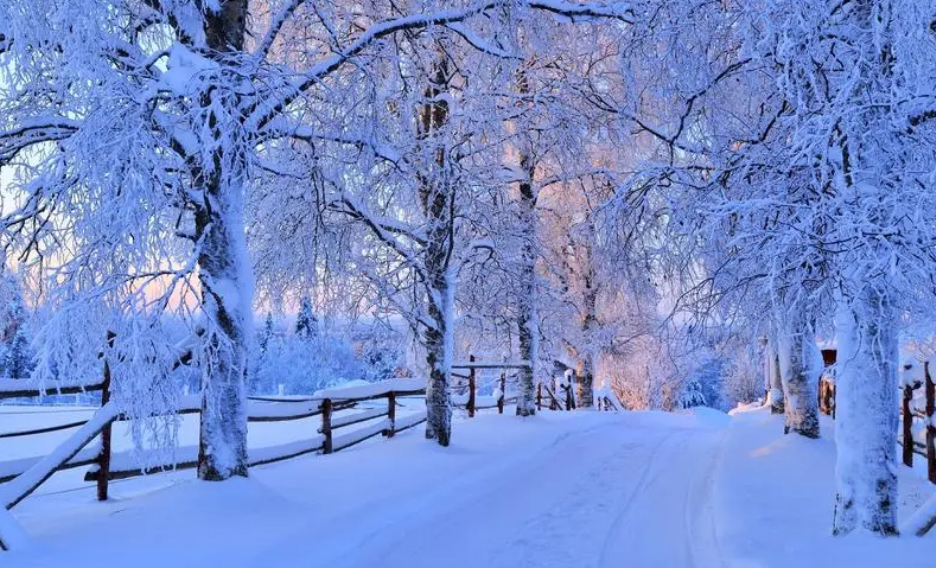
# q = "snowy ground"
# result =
<box><xmin>2</xmin><ymin>405</ymin><xmax>934</xmax><ymax>567</ymax></box>
<box><xmin>718</xmin><ymin>406</ymin><xmax>935</xmax><ymax>567</ymax></box>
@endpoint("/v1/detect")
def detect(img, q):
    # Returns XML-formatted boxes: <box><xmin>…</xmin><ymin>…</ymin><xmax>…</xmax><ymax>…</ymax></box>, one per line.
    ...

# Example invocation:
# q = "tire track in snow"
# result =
<box><xmin>260</xmin><ymin>416</ymin><xmax>727</xmax><ymax>568</ymax></box>
<box><xmin>256</xmin><ymin>417</ymin><xmax>630</xmax><ymax>568</ymax></box>
<box><xmin>488</xmin><ymin>428</ymin><xmax>661</xmax><ymax>568</ymax></box>
<box><xmin>684</xmin><ymin>429</ymin><xmax>729</xmax><ymax>568</ymax></box>
<box><xmin>597</xmin><ymin>427</ymin><xmax>726</xmax><ymax>568</ymax></box>
<box><xmin>596</xmin><ymin>428</ymin><xmax>678</xmax><ymax>568</ymax></box>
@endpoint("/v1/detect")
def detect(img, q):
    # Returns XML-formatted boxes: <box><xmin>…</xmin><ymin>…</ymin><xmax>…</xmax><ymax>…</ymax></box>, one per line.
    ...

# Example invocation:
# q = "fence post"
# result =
<box><xmin>322</xmin><ymin>398</ymin><xmax>333</xmax><ymax>454</ymax></box>
<box><xmin>536</xmin><ymin>382</ymin><xmax>542</xmax><ymax>411</ymax></box>
<box><xmin>927</xmin><ymin>362</ymin><xmax>935</xmax><ymax>484</ymax></box>
<box><xmin>818</xmin><ymin>380</ymin><xmax>827</xmax><ymax>415</ymax></box>
<box><xmin>497</xmin><ymin>370</ymin><xmax>506</xmax><ymax>414</ymax></box>
<box><xmin>385</xmin><ymin>391</ymin><xmax>396</xmax><ymax>438</ymax></box>
<box><xmin>565</xmin><ymin>371</ymin><xmax>575</xmax><ymax>411</ymax></box>
<box><xmin>831</xmin><ymin>382</ymin><xmax>836</xmax><ymax>420</ymax></box>
<box><xmin>903</xmin><ymin>384</ymin><xmax>915</xmax><ymax>468</ymax></box>
<box><xmin>817</xmin><ymin>379</ymin><xmax>822</xmax><ymax>415</ymax></box>
<box><xmin>97</xmin><ymin>331</ymin><xmax>115</xmax><ymax>501</ymax></box>
<box><xmin>468</xmin><ymin>354</ymin><xmax>476</xmax><ymax>418</ymax></box>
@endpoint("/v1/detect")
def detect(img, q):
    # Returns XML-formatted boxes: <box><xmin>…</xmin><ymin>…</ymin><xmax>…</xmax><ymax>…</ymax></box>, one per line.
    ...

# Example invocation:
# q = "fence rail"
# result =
<box><xmin>0</xmin><ymin>379</ymin><xmax>104</xmax><ymax>399</ymax></box>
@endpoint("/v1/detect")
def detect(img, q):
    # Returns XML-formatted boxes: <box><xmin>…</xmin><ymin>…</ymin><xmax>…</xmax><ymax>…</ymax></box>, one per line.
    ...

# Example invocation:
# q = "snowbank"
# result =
<box><xmin>716</xmin><ymin>408</ymin><xmax>935</xmax><ymax>566</ymax></box>
<box><xmin>686</xmin><ymin>406</ymin><xmax>733</xmax><ymax>427</ymax></box>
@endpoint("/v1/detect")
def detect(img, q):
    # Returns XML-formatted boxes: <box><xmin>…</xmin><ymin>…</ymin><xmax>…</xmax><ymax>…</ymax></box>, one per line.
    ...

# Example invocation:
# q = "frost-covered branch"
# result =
<box><xmin>247</xmin><ymin>0</ymin><xmax>633</xmax><ymax>130</ymax></box>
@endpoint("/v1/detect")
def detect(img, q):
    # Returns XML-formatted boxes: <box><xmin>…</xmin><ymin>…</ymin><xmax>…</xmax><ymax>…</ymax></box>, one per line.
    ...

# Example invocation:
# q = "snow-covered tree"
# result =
<box><xmin>259</xmin><ymin>312</ymin><xmax>274</xmax><ymax>356</ymax></box>
<box><xmin>255</xmin><ymin>331</ymin><xmax>360</xmax><ymax>395</ymax></box>
<box><xmin>646</xmin><ymin>0</ymin><xmax>936</xmax><ymax>535</ymax></box>
<box><xmin>0</xmin><ymin>265</ymin><xmax>31</xmax><ymax>380</ymax></box>
<box><xmin>1</xmin><ymin>0</ymin><xmax>636</xmax><ymax>473</ymax></box>
<box><xmin>728</xmin><ymin>0</ymin><xmax>936</xmax><ymax>535</ymax></box>
<box><xmin>246</xmin><ymin>2</ymin><xmax>636</xmax><ymax>444</ymax></box>
<box><xmin>678</xmin><ymin>377</ymin><xmax>707</xmax><ymax>409</ymax></box>
<box><xmin>295</xmin><ymin>297</ymin><xmax>318</xmax><ymax>340</ymax></box>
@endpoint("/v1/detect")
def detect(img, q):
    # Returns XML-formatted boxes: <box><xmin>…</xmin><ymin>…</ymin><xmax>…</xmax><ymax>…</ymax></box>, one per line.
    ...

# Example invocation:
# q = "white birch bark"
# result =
<box><xmin>776</xmin><ymin>317</ymin><xmax>820</xmax><ymax>438</ymax></box>
<box><xmin>832</xmin><ymin>289</ymin><xmax>898</xmax><ymax>535</ymax></box>
<box><xmin>195</xmin><ymin>0</ymin><xmax>251</xmax><ymax>481</ymax></box>
<box><xmin>766</xmin><ymin>338</ymin><xmax>784</xmax><ymax>415</ymax></box>
<box><xmin>516</xmin><ymin>152</ymin><xmax>538</xmax><ymax>417</ymax></box>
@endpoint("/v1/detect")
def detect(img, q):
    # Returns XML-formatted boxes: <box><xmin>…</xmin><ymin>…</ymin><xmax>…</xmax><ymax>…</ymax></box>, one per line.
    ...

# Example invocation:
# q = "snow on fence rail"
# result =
<box><xmin>0</xmin><ymin>378</ymin><xmax>104</xmax><ymax>398</ymax></box>
<box><xmin>313</xmin><ymin>377</ymin><xmax>425</xmax><ymax>401</ymax></box>
<box><xmin>1</xmin><ymin>402</ymin><xmax>121</xmax><ymax>511</ymax></box>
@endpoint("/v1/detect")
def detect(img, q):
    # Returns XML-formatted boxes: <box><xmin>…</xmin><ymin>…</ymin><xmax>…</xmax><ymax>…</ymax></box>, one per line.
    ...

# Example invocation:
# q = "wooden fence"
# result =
<box><xmin>0</xmin><ymin>378</ymin><xmax>428</xmax><ymax>513</ymax></box>
<box><xmin>451</xmin><ymin>356</ymin><xmax>524</xmax><ymax>416</ymax></box>
<box><xmin>533</xmin><ymin>375</ymin><xmax>622</xmax><ymax>412</ymax></box>
<box><xmin>0</xmin><ymin>358</ymin><xmax>533</xmax><ymax>509</ymax></box>
<box><xmin>819</xmin><ymin>360</ymin><xmax>936</xmax><ymax>484</ymax></box>
<box><xmin>0</xmin><ymin>355</ymin><xmax>623</xmax><ymax>551</ymax></box>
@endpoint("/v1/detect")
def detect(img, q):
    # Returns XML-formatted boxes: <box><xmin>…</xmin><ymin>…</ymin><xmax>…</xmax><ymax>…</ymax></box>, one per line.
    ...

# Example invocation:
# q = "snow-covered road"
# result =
<box><xmin>264</xmin><ymin>416</ymin><xmax>728</xmax><ymax>568</ymax></box>
<box><xmin>7</xmin><ymin>410</ymin><xmax>730</xmax><ymax>568</ymax></box>
<box><xmin>7</xmin><ymin>407</ymin><xmax>936</xmax><ymax>568</ymax></box>
<box><xmin>349</xmin><ymin>426</ymin><xmax>726</xmax><ymax>568</ymax></box>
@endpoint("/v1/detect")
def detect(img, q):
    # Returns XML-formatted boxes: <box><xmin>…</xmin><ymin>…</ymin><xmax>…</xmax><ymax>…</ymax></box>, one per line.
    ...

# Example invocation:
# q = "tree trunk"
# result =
<box><xmin>516</xmin><ymin>307</ymin><xmax>537</xmax><ymax>416</ymax></box>
<box><xmin>195</xmin><ymin>0</ymin><xmax>251</xmax><ymax>482</ymax></box>
<box><xmin>423</xmin><ymin>279</ymin><xmax>453</xmax><ymax>446</ymax></box>
<box><xmin>576</xmin><ymin>355</ymin><xmax>595</xmax><ymax>410</ymax></box>
<box><xmin>832</xmin><ymin>290</ymin><xmax>898</xmax><ymax>536</ymax></box>
<box><xmin>902</xmin><ymin>385</ymin><xmax>914</xmax><ymax>468</ymax></box>
<box><xmin>195</xmin><ymin>173</ymin><xmax>252</xmax><ymax>480</ymax></box>
<box><xmin>767</xmin><ymin>338</ymin><xmax>785</xmax><ymax>415</ymax></box>
<box><xmin>578</xmin><ymin>271</ymin><xmax>598</xmax><ymax>409</ymax></box>
<box><xmin>777</xmin><ymin>318</ymin><xmax>820</xmax><ymax>438</ymax></box>
<box><xmin>419</xmin><ymin>50</ymin><xmax>453</xmax><ymax>446</ymax></box>
<box><xmin>512</xmin><ymin>60</ymin><xmax>539</xmax><ymax>418</ymax></box>
<box><xmin>516</xmin><ymin>153</ymin><xmax>537</xmax><ymax>417</ymax></box>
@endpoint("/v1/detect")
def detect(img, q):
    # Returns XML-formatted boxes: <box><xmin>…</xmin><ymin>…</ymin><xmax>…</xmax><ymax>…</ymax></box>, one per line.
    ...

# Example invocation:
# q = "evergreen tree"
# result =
<box><xmin>678</xmin><ymin>379</ymin><xmax>707</xmax><ymax>409</ymax></box>
<box><xmin>295</xmin><ymin>298</ymin><xmax>318</xmax><ymax>340</ymax></box>
<box><xmin>259</xmin><ymin>312</ymin><xmax>274</xmax><ymax>355</ymax></box>
<box><xmin>0</xmin><ymin>268</ymin><xmax>30</xmax><ymax>380</ymax></box>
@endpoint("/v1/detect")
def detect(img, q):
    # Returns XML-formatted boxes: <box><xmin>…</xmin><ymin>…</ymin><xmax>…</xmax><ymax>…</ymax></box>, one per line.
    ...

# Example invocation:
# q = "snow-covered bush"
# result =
<box><xmin>679</xmin><ymin>356</ymin><xmax>724</xmax><ymax>410</ymax></box>
<box><xmin>678</xmin><ymin>379</ymin><xmax>707</xmax><ymax>409</ymax></box>
<box><xmin>249</xmin><ymin>316</ymin><xmax>406</xmax><ymax>395</ymax></box>
<box><xmin>252</xmin><ymin>334</ymin><xmax>355</xmax><ymax>395</ymax></box>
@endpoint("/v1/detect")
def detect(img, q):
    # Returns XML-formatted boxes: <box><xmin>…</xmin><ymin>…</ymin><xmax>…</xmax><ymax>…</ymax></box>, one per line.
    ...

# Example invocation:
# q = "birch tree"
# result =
<box><xmin>733</xmin><ymin>0</ymin><xmax>936</xmax><ymax>534</ymax></box>
<box><xmin>660</xmin><ymin>0</ymin><xmax>936</xmax><ymax>534</ymax></box>
<box><xmin>1</xmin><ymin>0</ymin><xmax>635</xmax><ymax>472</ymax></box>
